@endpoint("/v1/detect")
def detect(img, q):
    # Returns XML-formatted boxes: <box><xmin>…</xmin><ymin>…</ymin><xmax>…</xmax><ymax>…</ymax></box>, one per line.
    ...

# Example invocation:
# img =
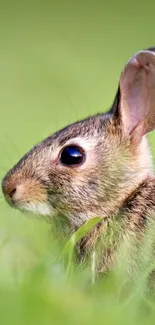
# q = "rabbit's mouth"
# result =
<box><xmin>17</xmin><ymin>200</ymin><xmax>53</xmax><ymax>218</ymax></box>
<box><xmin>2</xmin><ymin>173</ymin><xmax>55</xmax><ymax>218</ymax></box>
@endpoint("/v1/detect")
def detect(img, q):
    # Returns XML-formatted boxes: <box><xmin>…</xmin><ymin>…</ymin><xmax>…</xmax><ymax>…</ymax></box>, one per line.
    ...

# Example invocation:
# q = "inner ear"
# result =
<box><xmin>111</xmin><ymin>50</ymin><xmax>155</xmax><ymax>141</ymax></box>
<box><xmin>110</xmin><ymin>46</ymin><xmax>155</xmax><ymax>117</ymax></box>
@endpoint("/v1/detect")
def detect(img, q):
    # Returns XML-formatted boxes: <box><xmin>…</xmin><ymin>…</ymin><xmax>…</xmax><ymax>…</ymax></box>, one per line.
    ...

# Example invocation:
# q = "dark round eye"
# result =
<box><xmin>60</xmin><ymin>145</ymin><xmax>85</xmax><ymax>166</ymax></box>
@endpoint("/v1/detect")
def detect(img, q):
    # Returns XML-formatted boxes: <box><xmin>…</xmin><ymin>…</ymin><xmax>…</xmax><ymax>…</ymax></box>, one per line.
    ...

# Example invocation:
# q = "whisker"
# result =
<box><xmin>4</xmin><ymin>135</ymin><xmax>21</xmax><ymax>159</ymax></box>
<box><xmin>67</xmin><ymin>98</ymin><xmax>79</xmax><ymax>121</ymax></box>
<box><xmin>1</xmin><ymin>145</ymin><xmax>15</xmax><ymax>167</ymax></box>
<box><xmin>86</xmin><ymin>97</ymin><xmax>91</xmax><ymax>117</ymax></box>
<box><xmin>0</xmin><ymin>167</ymin><xmax>8</xmax><ymax>174</ymax></box>
<box><xmin>63</xmin><ymin>94</ymin><xmax>79</xmax><ymax>122</ymax></box>
<box><xmin>1</xmin><ymin>136</ymin><xmax>21</xmax><ymax>168</ymax></box>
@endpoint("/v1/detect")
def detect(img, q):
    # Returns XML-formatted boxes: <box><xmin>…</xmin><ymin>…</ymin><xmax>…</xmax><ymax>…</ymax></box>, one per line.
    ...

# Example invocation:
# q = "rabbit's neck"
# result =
<box><xmin>115</xmin><ymin>136</ymin><xmax>154</xmax><ymax>215</ymax></box>
<box><xmin>77</xmin><ymin>177</ymin><xmax>155</xmax><ymax>274</ymax></box>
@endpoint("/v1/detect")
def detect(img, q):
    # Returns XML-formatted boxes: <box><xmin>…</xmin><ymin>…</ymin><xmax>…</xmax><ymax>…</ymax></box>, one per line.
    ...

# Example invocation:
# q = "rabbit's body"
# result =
<box><xmin>2</xmin><ymin>48</ymin><xmax>155</xmax><ymax>276</ymax></box>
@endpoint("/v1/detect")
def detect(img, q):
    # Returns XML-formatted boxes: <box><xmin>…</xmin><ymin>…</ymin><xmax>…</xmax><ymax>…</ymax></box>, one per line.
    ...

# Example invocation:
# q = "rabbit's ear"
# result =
<box><xmin>111</xmin><ymin>50</ymin><xmax>155</xmax><ymax>142</ymax></box>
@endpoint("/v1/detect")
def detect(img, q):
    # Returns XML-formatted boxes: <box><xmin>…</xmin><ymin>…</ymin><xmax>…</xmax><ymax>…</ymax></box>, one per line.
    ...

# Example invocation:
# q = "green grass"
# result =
<box><xmin>1</xmin><ymin>1</ymin><xmax>155</xmax><ymax>324</ymax></box>
<box><xmin>0</xmin><ymin>217</ymin><xmax>155</xmax><ymax>325</ymax></box>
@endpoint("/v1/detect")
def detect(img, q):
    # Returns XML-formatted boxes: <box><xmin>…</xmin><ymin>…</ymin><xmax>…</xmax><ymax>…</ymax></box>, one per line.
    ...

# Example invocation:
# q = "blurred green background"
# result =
<box><xmin>1</xmin><ymin>1</ymin><xmax>155</xmax><ymax>324</ymax></box>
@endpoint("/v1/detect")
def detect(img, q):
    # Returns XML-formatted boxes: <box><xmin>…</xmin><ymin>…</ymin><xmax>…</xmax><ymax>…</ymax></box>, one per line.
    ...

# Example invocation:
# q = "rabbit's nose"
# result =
<box><xmin>8</xmin><ymin>187</ymin><xmax>17</xmax><ymax>199</ymax></box>
<box><xmin>2</xmin><ymin>177</ymin><xmax>17</xmax><ymax>204</ymax></box>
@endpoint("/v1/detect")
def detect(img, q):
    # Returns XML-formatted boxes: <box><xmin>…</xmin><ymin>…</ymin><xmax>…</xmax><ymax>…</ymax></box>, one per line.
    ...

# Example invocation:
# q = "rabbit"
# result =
<box><xmin>2</xmin><ymin>47</ymin><xmax>155</xmax><ymax>276</ymax></box>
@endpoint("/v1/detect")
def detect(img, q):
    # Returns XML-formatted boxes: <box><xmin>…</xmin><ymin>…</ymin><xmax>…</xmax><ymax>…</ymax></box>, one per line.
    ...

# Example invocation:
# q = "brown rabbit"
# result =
<box><xmin>2</xmin><ymin>47</ymin><xmax>155</xmax><ymax>276</ymax></box>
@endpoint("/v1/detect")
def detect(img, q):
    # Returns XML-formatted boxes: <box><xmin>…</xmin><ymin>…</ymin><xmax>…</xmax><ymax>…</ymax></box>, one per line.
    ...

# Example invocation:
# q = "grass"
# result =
<box><xmin>0</xmin><ymin>214</ymin><xmax>154</xmax><ymax>325</ymax></box>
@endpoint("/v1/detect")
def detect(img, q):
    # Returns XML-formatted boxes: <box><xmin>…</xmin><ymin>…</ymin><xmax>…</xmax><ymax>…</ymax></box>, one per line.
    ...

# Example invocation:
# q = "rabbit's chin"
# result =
<box><xmin>18</xmin><ymin>201</ymin><xmax>53</xmax><ymax>217</ymax></box>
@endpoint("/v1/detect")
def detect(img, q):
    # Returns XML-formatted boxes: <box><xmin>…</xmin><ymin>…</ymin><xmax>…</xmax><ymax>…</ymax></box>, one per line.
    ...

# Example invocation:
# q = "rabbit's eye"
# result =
<box><xmin>60</xmin><ymin>145</ymin><xmax>85</xmax><ymax>166</ymax></box>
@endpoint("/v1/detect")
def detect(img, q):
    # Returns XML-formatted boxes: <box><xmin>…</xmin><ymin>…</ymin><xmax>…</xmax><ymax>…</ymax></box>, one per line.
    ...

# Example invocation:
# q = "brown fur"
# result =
<box><xmin>2</xmin><ymin>47</ymin><xmax>155</xmax><ymax>278</ymax></box>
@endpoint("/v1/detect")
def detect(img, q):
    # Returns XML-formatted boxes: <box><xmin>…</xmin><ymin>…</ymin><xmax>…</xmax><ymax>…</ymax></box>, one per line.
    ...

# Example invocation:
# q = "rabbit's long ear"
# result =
<box><xmin>111</xmin><ymin>49</ymin><xmax>155</xmax><ymax>142</ymax></box>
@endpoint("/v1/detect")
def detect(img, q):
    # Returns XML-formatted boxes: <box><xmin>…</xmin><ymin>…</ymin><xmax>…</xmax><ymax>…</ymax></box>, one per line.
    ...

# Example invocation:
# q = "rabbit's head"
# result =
<box><xmin>2</xmin><ymin>50</ymin><xmax>155</xmax><ymax>227</ymax></box>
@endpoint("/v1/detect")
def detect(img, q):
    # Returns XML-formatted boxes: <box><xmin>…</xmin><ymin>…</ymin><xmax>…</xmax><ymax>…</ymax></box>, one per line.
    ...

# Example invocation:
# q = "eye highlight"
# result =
<box><xmin>60</xmin><ymin>145</ymin><xmax>85</xmax><ymax>166</ymax></box>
